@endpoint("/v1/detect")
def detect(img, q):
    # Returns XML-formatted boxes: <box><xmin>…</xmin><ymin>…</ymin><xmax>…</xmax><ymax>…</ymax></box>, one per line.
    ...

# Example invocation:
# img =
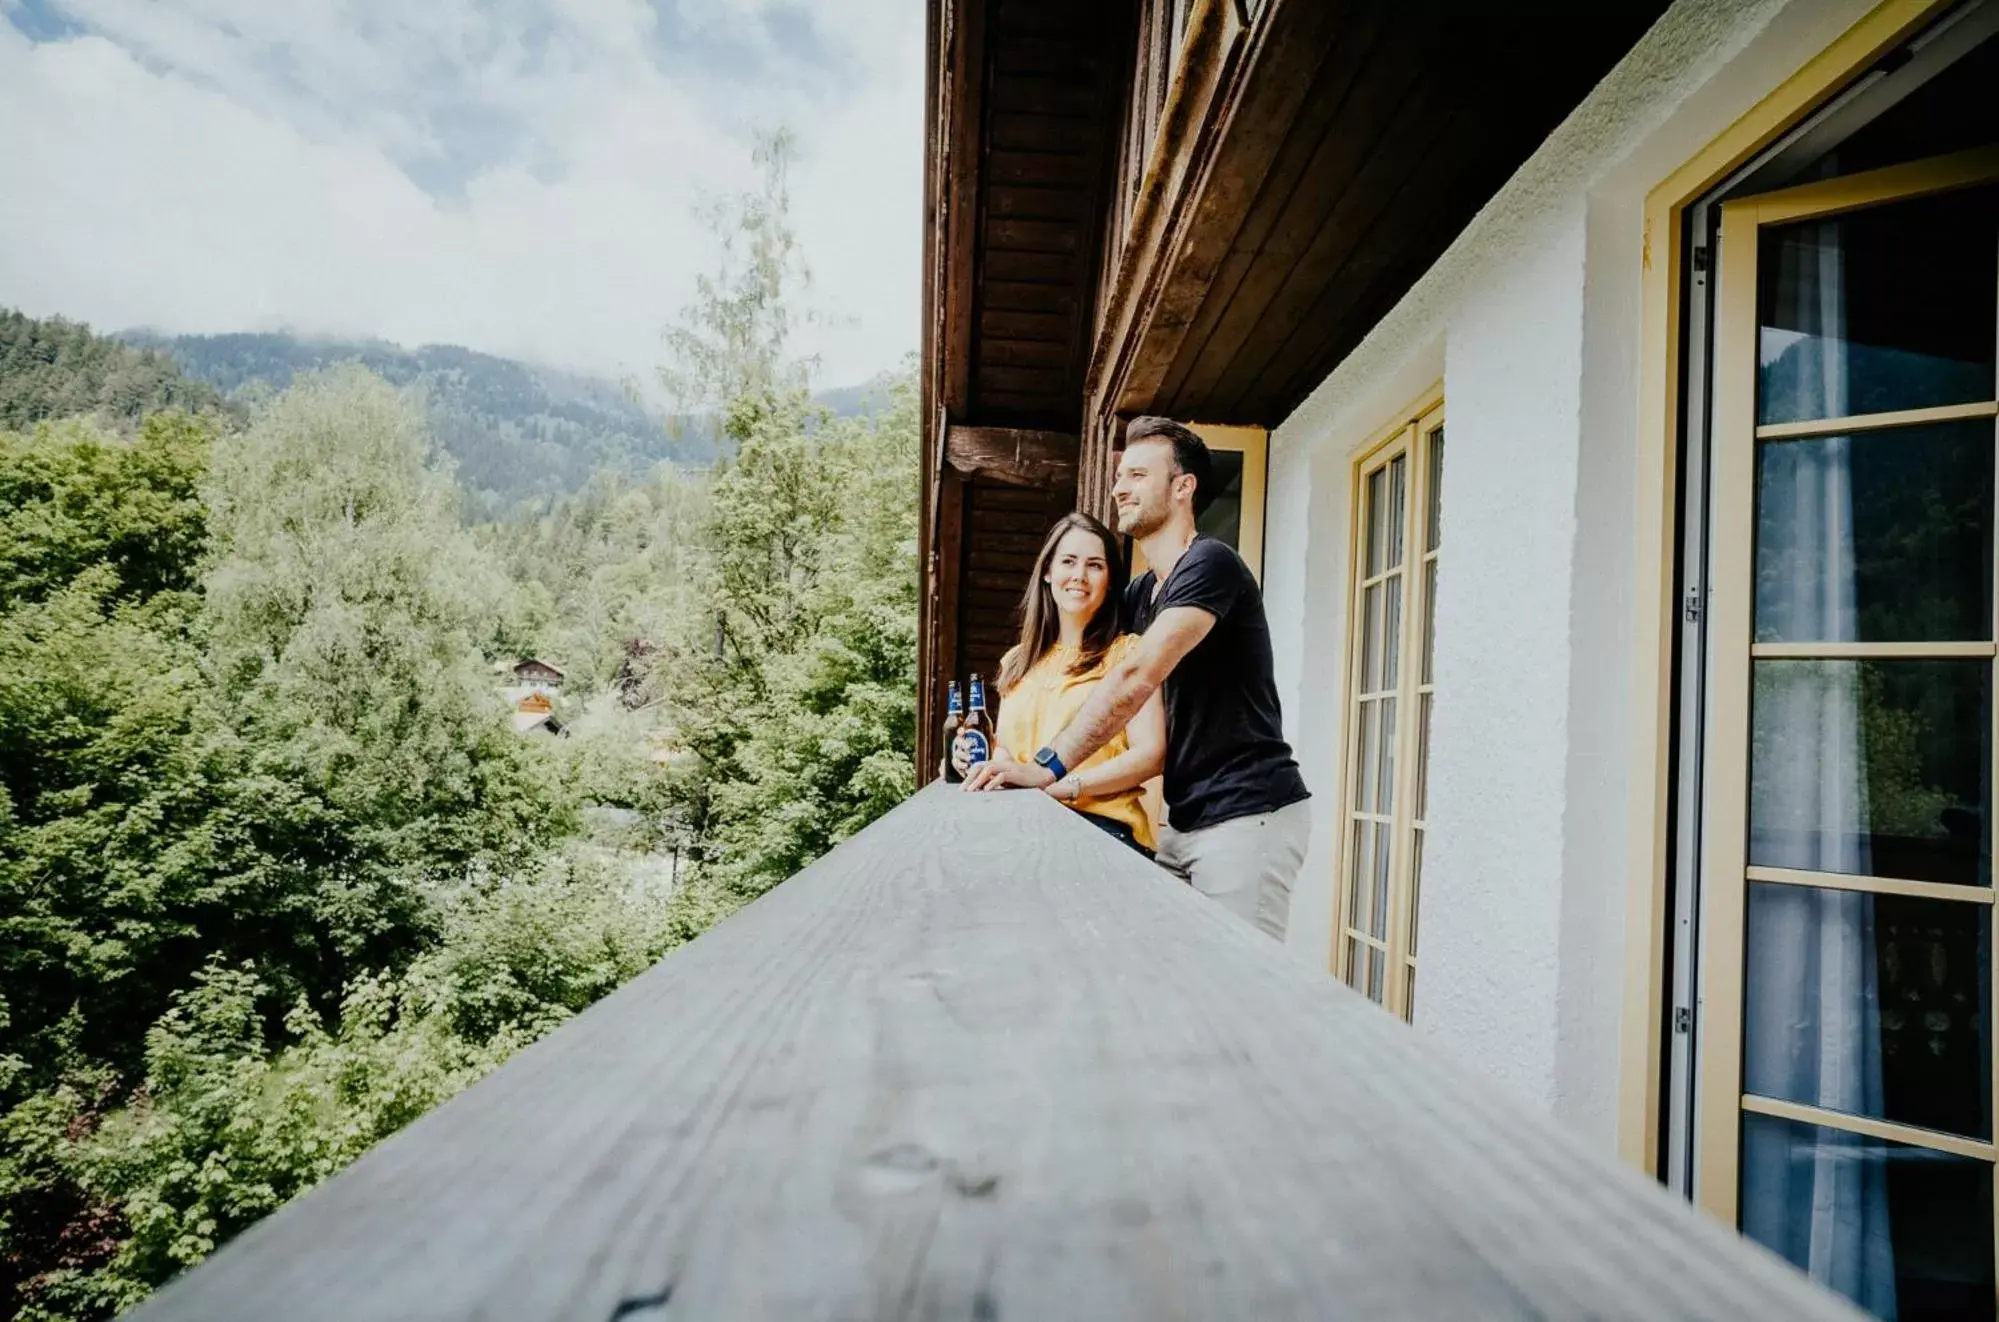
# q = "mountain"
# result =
<box><xmin>119</xmin><ymin>330</ymin><xmax>892</xmax><ymax>517</ymax></box>
<box><xmin>0</xmin><ymin>310</ymin><xmax>227</xmax><ymax>430</ymax></box>
<box><xmin>119</xmin><ymin>330</ymin><xmax>708</xmax><ymax>516</ymax></box>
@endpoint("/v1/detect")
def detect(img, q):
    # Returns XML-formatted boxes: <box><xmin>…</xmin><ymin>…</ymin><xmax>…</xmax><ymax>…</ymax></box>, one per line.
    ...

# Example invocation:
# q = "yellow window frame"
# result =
<box><xmin>1696</xmin><ymin>146</ymin><xmax>1999</xmax><ymax>1235</ymax></box>
<box><xmin>1331</xmin><ymin>388</ymin><xmax>1443</xmax><ymax>1021</ymax></box>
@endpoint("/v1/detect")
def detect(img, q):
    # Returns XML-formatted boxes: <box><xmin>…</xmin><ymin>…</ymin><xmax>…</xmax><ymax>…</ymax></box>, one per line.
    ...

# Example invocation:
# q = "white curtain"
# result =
<box><xmin>1738</xmin><ymin>221</ymin><xmax>1897</xmax><ymax>1319</ymax></box>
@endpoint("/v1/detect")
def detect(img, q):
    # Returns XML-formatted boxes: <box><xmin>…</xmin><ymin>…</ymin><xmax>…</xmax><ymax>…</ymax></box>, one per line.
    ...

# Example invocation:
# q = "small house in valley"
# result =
<box><xmin>511</xmin><ymin>658</ymin><xmax>565</xmax><ymax>691</ymax></box>
<box><xmin>498</xmin><ymin>659</ymin><xmax>567</xmax><ymax>737</ymax></box>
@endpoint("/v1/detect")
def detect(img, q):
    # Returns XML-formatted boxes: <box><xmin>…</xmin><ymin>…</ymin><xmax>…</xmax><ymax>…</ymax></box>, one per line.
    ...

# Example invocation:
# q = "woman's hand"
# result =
<box><xmin>964</xmin><ymin>754</ymin><xmax>1056</xmax><ymax>793</ymax></box>
<box><xmin>949</xmin><ymin>732</ymin><xmax>976</xmax><ymax>778</ymax></box>
<box><xmin>959</xmin><ymin>744</ymin><xmax>1010</xmax><ymax>790</ymax></box>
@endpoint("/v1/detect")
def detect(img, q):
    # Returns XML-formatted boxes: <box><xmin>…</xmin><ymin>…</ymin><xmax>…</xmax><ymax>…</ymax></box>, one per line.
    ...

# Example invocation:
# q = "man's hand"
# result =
<box><xmin>963</xmin><ymin>755</ymin><xmax>1054</xmax><ymax>793</ymax></box>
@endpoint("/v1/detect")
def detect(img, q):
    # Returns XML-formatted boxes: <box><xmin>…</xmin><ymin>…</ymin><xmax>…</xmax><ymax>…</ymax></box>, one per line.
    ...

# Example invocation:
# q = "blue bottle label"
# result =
<box><xmin>969</xmin><ymin>677</ymin><xmax>986</xmax><ymax>710</ymax></box>
<box><xmin>947</xmin><ymin>684</ymin><xmax>963</xmax><ymax>716</ymax></box>
<box><xmin>961</xmin><ymin>730</ymin><xmax>990</xmax><ymax>766</ymax></box>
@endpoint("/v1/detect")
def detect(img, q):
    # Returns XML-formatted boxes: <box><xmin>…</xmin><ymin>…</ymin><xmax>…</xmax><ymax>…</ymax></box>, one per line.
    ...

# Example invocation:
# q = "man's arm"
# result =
<box><xmin>1055</xmin><ymin>605</ymin><xmax>1212</xmax><ymax>766</ymax></box>
<box><xmin>963</xmin><ymin>605</ymin><xmax>1214</xmax><ymax>791</ymax></box>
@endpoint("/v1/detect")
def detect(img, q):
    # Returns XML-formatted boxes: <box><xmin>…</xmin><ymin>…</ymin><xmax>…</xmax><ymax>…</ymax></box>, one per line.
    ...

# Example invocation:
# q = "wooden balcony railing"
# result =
<box><xmin>128</xmin><ymin>785</ymin><xmax>1860</xmax><ymax>1320</ymax></box>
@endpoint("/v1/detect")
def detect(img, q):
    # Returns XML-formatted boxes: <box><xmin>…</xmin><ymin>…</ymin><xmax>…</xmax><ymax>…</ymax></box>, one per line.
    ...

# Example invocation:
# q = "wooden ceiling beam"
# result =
<box><xmin>946</xmin><ymin>425</ymin><xmax>1080</xmax><ymax>489</ymax></box>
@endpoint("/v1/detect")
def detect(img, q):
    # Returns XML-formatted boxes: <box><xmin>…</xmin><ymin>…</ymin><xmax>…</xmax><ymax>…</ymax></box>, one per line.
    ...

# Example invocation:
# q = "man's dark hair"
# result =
<box><xmin>1124</xmin><ymin>415</ymin><xmax>1214</xmax><ymax>515</ymax></box>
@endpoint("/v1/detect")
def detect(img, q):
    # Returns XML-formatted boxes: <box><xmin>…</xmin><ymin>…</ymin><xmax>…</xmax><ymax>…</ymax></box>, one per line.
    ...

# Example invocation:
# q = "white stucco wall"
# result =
<box><xmin>1259</xmin><ymin>0</ymin><xmax>1882</xmax><ymax>1145</ymax></box>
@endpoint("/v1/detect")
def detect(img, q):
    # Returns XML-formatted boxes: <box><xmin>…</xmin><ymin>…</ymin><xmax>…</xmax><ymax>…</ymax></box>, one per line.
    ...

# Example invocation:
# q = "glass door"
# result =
<box><xmin>1699</xmin><ymin>147</ymin><xmax>1999</xmax><ymax>1319</ymax></box>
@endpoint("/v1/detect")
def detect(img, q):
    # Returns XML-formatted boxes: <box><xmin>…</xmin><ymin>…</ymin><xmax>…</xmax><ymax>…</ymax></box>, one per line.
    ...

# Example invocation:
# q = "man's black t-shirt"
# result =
<box><xmin>1125</xmin><ymin>536</ymin><xmax>1309</xmax><ymax>832</ymax></box>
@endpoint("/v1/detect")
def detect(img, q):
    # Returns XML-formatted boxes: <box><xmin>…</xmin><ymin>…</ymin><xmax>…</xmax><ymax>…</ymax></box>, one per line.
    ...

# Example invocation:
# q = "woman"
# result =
<box><xmin>955</xmin><ymin>512</ymin><xmax>1164</xmax><ymax>855</ymax></box>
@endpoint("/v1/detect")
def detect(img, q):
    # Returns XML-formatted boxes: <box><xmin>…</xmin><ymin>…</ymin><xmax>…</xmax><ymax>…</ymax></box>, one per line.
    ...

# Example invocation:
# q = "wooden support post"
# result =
<box><xmin>918</xmin><ymin>466</ymin><xmax>968</xmax><ymax>784</ymax></box>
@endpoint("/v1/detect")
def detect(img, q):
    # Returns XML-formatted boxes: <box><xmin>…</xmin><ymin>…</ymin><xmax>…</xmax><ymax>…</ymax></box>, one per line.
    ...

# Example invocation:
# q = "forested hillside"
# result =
<box><xmin>116</xmin><ymin>330</ymin><xmax>892</xmax><ymax>519</ymax></box>
<box><xmin>0</xmin><ymin>136</ymin><xmax>918</xmax><ymax>1320</ymax></box>
<box><xmin>118</xmin><ymin>330</ymin><xmax>704</xmax><ymax>517</ymax></box>
<box><xmin>0</xmin><ymin>312</ymin><xmax>227</xmax><ymax>431</ymax></box>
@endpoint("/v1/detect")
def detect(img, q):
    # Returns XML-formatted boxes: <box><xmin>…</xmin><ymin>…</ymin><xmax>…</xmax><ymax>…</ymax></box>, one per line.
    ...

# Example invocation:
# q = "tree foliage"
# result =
<box><xmin>0</xmin><ymin>312</ymin><xmax>225</xmax><ymax>432</ymax></box>
<box><xmin>121</xmin><ymin>329</ymin><xmax>725</xmax><ymax>515</ymax></box>
<box><xmin>659</xmin><ymin>129</ymin><xmax>815</xmax><ymax>426</ymax></box>
<box><xmin>676</xmin><ymin>383</ymin><xmax>918</xmax><ymax>894</ymax></box>
<box><xmin>0</xmin><ymin>131</ymin><xmax>918</xmax><ymax>1319</ymax></box>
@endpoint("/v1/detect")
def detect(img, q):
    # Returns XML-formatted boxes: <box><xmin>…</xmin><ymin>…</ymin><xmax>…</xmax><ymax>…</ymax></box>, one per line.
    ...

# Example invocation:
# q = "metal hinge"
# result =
<box><xmin>1691</xmin><ymin>245</ymin><xmax>1710</xmax><ymax>273</ymax></box>
<box><xmin>1683</xmin><ymin>590</ymin><xmax>1703</xmax><ymax>624</ymax></box>
<box><xmin>1673</xmin><ymin>1006</ymin><xmax>1694</xmax><ymax>1035</ymax></box>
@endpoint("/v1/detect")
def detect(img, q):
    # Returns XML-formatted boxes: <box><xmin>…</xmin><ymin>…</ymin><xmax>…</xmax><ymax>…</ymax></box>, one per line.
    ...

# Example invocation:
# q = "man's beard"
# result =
<box><xmin>1118</xmin><ymin>501</ymin><xmax>1165</xmax><ymax>538</ymax></box>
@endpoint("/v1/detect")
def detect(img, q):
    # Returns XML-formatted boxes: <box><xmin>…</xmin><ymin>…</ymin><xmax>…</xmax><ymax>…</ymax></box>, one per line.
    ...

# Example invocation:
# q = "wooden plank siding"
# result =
<box><xmin>958</xmin><ymin>479</ymin><xmax>1074</xmax><ymax>689</ymax></box>
<box><xmin>969</xmin><ymin>3</ymin><xmax>1124</xmax><ymax>431</ymax></box>
<box><xmin>920</xmin><ymin>0</ymin><xmax>1129</xmax><ymax>777</ymax></box>
<box><xmin>1087</xmin><ymin>0</ymin><xmax>1674</xmax><ymax>436</ymax></box>
<box><xmin>128</xmin><ymin>786</ymin><xmax>1865</xmax><ymax>1321</ymax></box>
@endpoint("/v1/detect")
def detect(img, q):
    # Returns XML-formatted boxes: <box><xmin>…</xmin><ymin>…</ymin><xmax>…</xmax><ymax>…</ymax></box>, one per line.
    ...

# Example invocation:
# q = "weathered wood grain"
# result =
<box><xmin>946</xmin><ymin>425</ymin><xmax>1079</xmax><ymax>490</ymax></box>
<box><xmin>129</xmin><ymin>787</ymin><xmax>1863</xmax><ymax>1321</ymax></box>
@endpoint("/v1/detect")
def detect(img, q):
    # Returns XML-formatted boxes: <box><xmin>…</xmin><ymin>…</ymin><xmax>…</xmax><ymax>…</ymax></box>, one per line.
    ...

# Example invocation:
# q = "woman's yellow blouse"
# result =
<box><xmin>995</xmin><ymin>633</ymin><xmax>1155</xmax><ymax>850</ymax></box>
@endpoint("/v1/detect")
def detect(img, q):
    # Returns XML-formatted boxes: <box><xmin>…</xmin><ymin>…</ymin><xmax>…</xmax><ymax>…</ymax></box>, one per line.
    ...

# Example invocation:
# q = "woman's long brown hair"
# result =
<box><xmin>996</xmin><ymin>512</ymin><xmax>1128</xmax><ymax>693</ymax></box>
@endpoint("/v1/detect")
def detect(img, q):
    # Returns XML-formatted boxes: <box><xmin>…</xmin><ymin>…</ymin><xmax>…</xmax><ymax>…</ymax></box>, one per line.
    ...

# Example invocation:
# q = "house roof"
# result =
<box><xmin>511</xmin><ymin>710</ymin><xmax>562</xmax><ymax>736</ymax></box>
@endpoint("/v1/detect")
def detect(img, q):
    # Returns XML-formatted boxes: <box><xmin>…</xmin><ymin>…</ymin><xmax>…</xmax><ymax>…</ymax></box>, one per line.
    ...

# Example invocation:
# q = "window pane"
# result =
<box><xmin>1741</xmin><ymin>1112</ymin><xmax>1994</xmax><ymax>1322</ymax></box>
<box><xmin>1745</xmin><ymin>882</ymin><xmax>1991</xmax><ymax>1140</ymax></box>
<box><xmin>1361</xmin><ymin>582</ymin><xmax>1385</xmax><ymax>691</ymax></box>
<box><xmin>1408</xmin><ymin>828</ymin><xmax>1423</xmax><ymax>957</ymax></box>
<box><xmin>1353</xmin><ymin>700</ymin><xmax>1378</xmax><ymax>811</ymax></box>
<box><xmin>1374</xmin><ymin>697</ymin><xmax>1397</xmax><ymax>816</ymax></box>
<box><xmin>1196</xmin><ymin>449</ymin><xmax>1246</xmax><ymax>551</ymax></box>
<box><xmin>1810</xmin><ymin>32</ymin><xmax>1999</xmax><ymax>181</ymax></box>
<box><xmin>1425</xmin><ymin>425</ymin><xmax>1444</xmax><ymax>553</ymax></box>
<box><xmin>1365</xmin><ymin>467</ymin><xmax>1388</xmax><ymax>575</ymax></box>
<box><xmin>1755</xmin><ymin>422</ymin><xmax>1994</xmax><ymax>644</ymax></box>
<box><xmin>1345</xmin><ymin>820</ymin><xmax>1371</xmax><ymax>935</ymax></box>
<box><xmin>1383</xmin><ymin>573</ymin><xmax>1403</xmax><ymax>690</ymax></box>
<box><xmin>1416</xmin><ymin>692</ymin><xmax>1433</xmax><ymax>823</ymax></box>
<box><xmin>1369</xmin><ymin>820</ymin><xmax>1393</xmax><ymax>941</ymax></box>
<box><xmin>1422</xmin><ymin>559</ymin><xmax>1438</xmax><ymax>684</ymax></box>
<box><xmin>1386</xmin><ymin>454</ymin><xmax>1407</xmax><ymax>570</ymax></box>
<box><xmin>1757</xmin><ymin>186</ymin><xmax>1998</xmax><ymax>425</ymax></box>
<box><xmin>1750</xmin><ymin>660</ymin><xmax>1990</xmax><ymax>886</ymax></box>
<box><xmin>1347</xmin><ymin>939</ymin><xmax>1380</xmax><ymax>1003</ymax></box>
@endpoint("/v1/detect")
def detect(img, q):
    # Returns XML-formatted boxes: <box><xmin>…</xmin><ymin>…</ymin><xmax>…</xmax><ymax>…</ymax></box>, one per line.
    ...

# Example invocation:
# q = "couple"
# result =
<box><xmin>958</xmin><ymin>417</ymin><xmax>1311</xmax><ymax>940</ymax></box>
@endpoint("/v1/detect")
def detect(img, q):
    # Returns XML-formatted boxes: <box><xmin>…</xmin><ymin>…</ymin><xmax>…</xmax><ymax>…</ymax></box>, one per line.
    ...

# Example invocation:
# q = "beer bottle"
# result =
<box><xmin>961</xmin><ymin>673</ymin><xmax>992</xmax><ymax>772</ymax></box>
<box><xmin>941</xmin><ymin>680</ymin><xmax>965</xmax><ymax>783</ymax></box>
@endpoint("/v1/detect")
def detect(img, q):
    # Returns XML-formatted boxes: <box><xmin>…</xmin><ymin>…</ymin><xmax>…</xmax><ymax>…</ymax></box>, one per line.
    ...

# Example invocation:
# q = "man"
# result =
<box><xmin>966</xmin><ymin>416</ymin><xmax>1311</xmax><ymax>939</ymax></box>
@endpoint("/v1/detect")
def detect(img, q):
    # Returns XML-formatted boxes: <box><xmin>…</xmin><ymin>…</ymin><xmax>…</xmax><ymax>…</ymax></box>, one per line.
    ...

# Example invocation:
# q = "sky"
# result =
<box><xmin>0</xmin><ymin>0</ymin><xmax>924</xmax><ymax>392</ymax></box>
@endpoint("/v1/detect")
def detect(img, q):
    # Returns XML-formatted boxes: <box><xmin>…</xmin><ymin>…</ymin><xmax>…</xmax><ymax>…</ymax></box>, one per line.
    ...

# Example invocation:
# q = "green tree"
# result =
<box><xmin>6</xmin><ymin>850</ymin><xmax>725</xmax><ymax>1319</ymax></box>
<box><xmin>0</xmin><ymin>310</ymin><xmax>225</xmax><ymax>431</ymax></box>
<box><xmin>0</xmin><ymin>128</ymin><xmax>915</xmax><ymax>1318</ymax></box>
<box><xmin>693</xmin><ymin>379</ymin><xmax>919</xmax><ymax>893</ymax></box>
<box><xmin>202</xmin><ymin>365</ymin><xmax>560</xmax><ymax>883</ymax></box>
<box><xmin>651</xmin><ymin>129</ymin><xmax>919</xmax><ymax>893</ymax></box>
<box><xmin>659</xmin><ymin>129</ymin><xmax>814</xmax><ymax>432</ymax></box>
<box><xmin>0</xmin><ymin>413</ymin><xmax>211</xmax><ymax>608</ymax></box>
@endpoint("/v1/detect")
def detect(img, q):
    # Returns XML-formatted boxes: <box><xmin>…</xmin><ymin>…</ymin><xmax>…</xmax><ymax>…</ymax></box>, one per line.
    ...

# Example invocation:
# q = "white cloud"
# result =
<box><xmin>0</xmin><ymin>0</ymin><xmax>922</xmax><ymax>390</ymax></box>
